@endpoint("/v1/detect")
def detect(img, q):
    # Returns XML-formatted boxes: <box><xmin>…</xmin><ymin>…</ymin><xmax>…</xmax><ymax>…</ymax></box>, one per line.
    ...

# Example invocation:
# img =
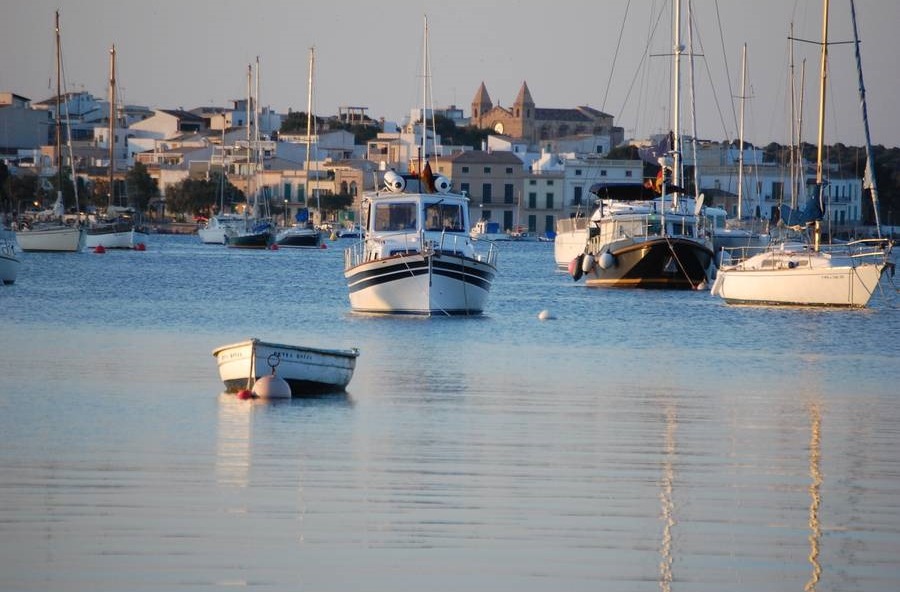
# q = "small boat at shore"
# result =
<box><xmin>212</xmin><ymin>338</ymin><xmax>359</xmax><ymax>395</ymax></box>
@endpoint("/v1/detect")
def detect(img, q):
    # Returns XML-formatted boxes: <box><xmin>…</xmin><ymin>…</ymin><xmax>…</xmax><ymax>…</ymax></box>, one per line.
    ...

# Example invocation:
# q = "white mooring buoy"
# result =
<box><xmin>538</xmin><ymin>309</ymin><xmax>555</xmax><ymax>321</ymax></box>
<box><xmin>252</xmin><ymin>354</ymin><xmax>291</xmax><ymax>399</ymax></box>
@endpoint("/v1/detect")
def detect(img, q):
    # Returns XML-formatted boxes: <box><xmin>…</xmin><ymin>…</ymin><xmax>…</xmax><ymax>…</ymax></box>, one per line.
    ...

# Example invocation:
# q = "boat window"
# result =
<box><xmin>424</xmin><ymin>202</ymin><xmax>464</xmax><ymax>232</ymax></box>
<box><xmin>669</xmin><ymin>222</ymin><xmax>693</xmax><ymax>236</ymax></box>
<box><xmin>646</xmin><ymin>219</ymin><xmax>662</xmax><ymax>235</ymax></box>
<box><xmin>374</xmin><ymin>202</ymin><xmax>417</xmax><ymax>232</ymax></box>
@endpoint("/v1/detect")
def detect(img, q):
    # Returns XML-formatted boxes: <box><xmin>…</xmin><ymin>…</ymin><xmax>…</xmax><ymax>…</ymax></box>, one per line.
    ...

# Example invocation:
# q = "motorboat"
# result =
<box><xmin>337</xmin><ymin>224</ymin><xmax>363</xmax><ymax>240</ymax></box>
<box><xmin>275</xmin><ymin>224</ymin><xmax>322</xmax><ymax>248</ymax></box>
<box><xmin>213</xmin><ymin>338</ymin><xmax>359</xmax><ymax>395</ymax></box>
<box><xmin>469</xmin><ymin>219</ymin><xmax>509</xmax><ymax>241</ymax></box>
<box><xmin>343</xmin><ymin>170</ymin><xmax>498</xmax><ymax>315</ymax></box>
<box><xmin>0</xmin><ymin>229</ymin><xmax>20</xmax><ymax>285</ymax></box>
<box><xmin>199</xmin><ymin>214</ymin><xmax>244</xmax><ymax>245</ymax></box>
<box><xmin>572</xmin><ymin>188</ymin><xmax>714</xmax><ymax>289</ymax></box>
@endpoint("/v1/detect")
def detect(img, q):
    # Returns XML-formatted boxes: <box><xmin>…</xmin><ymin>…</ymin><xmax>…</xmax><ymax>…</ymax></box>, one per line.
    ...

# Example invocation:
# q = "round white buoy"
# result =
<box><xmin>538</xmin><ymin>309</ymin><xmax>555</xmax><ymax>321</ymax></box>
<box><xmin>252</xmin><ymin>375</ymin><xmax>291</xmax><ymax>399</ymax></box>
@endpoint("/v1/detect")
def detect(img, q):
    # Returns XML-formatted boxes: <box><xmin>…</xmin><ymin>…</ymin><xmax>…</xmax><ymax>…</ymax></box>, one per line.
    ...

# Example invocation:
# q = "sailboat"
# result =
<box><xmin>85</xmin><ymin>44</ymin><xmax>148</xmax><ymax>250</ymax></box>
<box><xmin>199</xmin><ymin>130</ymin><xmax>243</xmax><ymax>244</ymax></box>
<box><xmin>226</xmin><ymin>61</ymin><xmax>274</xmax><ymax>249</ymax></box>
<box><xmin>571</xmin><ymin>0</ymin><xmax>714</xmax><ymax>289</ymax></box>
<box><xmin>711</xmin><ymin>0</ymin><xmax>892</xmax><ymax>307</ymax></box>
<box><xmin>275</xmin><ymin>47</ymin><xmax>322</xmax><ymax>249</ymax></box>
<box><xmin>342</xmin><ymin>16</ymin><xmax>498</xmax><ymax>315</ymax></box>
<box><xmin>15</xmin><ymin>11</ymin><xmax>85</xmax><ymax>253</ymax></box>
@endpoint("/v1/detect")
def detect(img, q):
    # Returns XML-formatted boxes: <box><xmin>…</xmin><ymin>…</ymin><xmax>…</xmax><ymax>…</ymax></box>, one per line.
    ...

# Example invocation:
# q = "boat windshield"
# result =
<box><xmin>374</xmin><ymin>202</ymin><xmax>417</xmax><ymax>232</ymax></box>
<box><xmin>424</xmin><ymin>202</ymin><xmax>465</xmax><ymax>232</ymax></box>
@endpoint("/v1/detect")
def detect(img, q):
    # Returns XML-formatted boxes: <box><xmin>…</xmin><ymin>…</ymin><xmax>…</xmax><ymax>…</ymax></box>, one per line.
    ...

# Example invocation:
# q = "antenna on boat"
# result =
<box><xmin>108</xmin><ymin>44</ymin><xmax>116</xmax><ymax>211</ymax></box>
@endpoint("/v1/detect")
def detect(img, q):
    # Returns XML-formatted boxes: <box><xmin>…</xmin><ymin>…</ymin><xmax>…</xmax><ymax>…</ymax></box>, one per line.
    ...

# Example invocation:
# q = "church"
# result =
<box><xmin>470</xmin><ymin>81</ymin><xmax>623</xmax><ymax>147</ymax></box>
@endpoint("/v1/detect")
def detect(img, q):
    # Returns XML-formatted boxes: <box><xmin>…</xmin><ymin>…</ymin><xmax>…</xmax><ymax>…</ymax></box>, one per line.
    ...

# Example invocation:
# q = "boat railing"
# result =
<box><xmin>588</xmin><ymin>212</ymin><xmax>710</xmax><ymax>251</ymax></box>
<box><xmin>556</xmin><ymin>216</ymin><xmax>590</xmax><ymax>234</ymax></box>
<box><xmin>344</xmin><ymin>230</ymin><xmax>499</xmax><ymax>270</ymax></box>
<box><xmin>716</xmin><ymin>244</ymin><xmax>773</xmax><ymax>264</ymax></box>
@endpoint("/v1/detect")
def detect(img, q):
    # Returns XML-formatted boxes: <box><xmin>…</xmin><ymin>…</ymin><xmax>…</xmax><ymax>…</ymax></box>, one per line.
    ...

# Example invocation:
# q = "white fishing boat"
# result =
<box><xmin>0</xmin><ymin>229</ymin><xmax>20</xmax><ymax>285</ymax></box>
<box><xmin>554</xmin><ymin>214</ymin><xmax>593</xmax><ymax>268</ymax></box>
<box><xmin>344</xmin><ymin>169</ymin><xmax>498</xmax><ymax>315</ymax></box>
<box><xmin>469</xmin><ymin>219</ymin><xmax>509</xmax><ymax>242</ymax></box>
<box><xmin>212</xmin><ymin>338</ymin><xmax>359</xmax><ymax>395</ymax></box>
<box><xmin>712</xmin><ymin>0</ymin><xmax>892</xmax><ymax>307</ymax></box>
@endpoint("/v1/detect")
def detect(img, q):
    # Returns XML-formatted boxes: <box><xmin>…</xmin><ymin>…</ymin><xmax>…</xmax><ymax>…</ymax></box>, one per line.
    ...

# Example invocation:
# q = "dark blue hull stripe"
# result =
<box><xmin>346</xmin><ymin>256</ymin><xmax>495</xmax><ymax>294</ymax></box>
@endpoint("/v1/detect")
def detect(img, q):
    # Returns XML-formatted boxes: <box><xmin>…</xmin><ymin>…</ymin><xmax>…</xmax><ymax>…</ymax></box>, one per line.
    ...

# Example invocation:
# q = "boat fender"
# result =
<box><xmin>569</xmin><ymin>254</ymin><xmax>584</xmax><ymax>281</ymax></box>
<box><xmin>598</xmin><ymin>252</ymin><xmax>615</xmax><ymax>270</ymax></box>
<box><xmin>320</xmin><ymin>243</ymin><xmax>328</xmax><ymax>249</ymax></box>
<box><xmin>581</xmin><ymin>253</ymin><xmax>595</xmax><ymax>273</ymax></box>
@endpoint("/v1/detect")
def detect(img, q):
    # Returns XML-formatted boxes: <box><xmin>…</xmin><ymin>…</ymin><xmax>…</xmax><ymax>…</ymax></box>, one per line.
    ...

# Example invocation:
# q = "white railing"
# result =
<box><xmin>344</xmin><ymin>231</ymin><xmax>498</xmax><ymax>270</ymax></box>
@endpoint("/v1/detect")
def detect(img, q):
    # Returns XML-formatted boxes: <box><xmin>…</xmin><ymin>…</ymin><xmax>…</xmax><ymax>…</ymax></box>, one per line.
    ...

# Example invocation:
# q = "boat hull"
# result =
<box><xmin>0</xmin><ymin>243</ymin><xmax>19</xmax><ymax>284</ymax></box>
<box><xmin>344</xmin><ymin>252</ymin><xmax>496</xmax><ymax>315</ymax></box>
<box><xmin>226</xmin><ymin>230</ymin><xmax>273</xmax><ymax>249</ymax></box>
<box><xmin>198</xmin><ymin>227</ymin><xmax>227</xmax><ymax>244</ymax></box>
<box><xmin>585</xmin><ymin>237</ymin><xmax>713</xmax><ymax>289</ymax></box>
<box><xmin>554</xmin><ymin>227</ymin><xmax>589</xmax><ymax>268</ymax></box>
<box><xmin>212</xmin><ymin>339</ymin><xmax>359</xmax><ymax>396</ymax></box>
<box><xmin>711</xmin><ymin>262</ymin><xmax>885</xmax><ymax>307</ymax></box>
<box><xmin>275</xmin><ymin>228</ymin><xmax>321</xmax><ymax>248</ymax></box>
<box><xmin>16</xmin><ymin>226</ymin><xmax>85</xmax><ymax>252</ymax></box>
<box><xmin>85</xmin><ymin>226</ymin><xmax>147</xmax><ymax>249</ymax></box>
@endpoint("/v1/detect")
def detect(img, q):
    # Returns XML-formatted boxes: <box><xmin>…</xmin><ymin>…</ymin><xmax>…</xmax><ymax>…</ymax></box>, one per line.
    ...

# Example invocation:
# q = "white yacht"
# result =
<box><xmin>198</xmin><ymin>214</ymin><xmax>244</xmax><ymax>245</ymax></box>
<box><xmin>554</xmin><ymin>214</ymin><xmax>594</xmax><ymax>268</ymax></box>
<box><xmin>1</xmin><ymin>229</ymin><xmax>20</xmax><ymax>285</ymax></box>
<box><xmin>343</xmin><ymin>171</ymin><xmax>498</xmax><ymax>315</ymax></box>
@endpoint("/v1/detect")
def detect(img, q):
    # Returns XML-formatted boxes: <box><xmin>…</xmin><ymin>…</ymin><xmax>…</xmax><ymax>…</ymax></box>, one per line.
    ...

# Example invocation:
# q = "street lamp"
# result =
<box><xmin>283</xmin><ymin>198</ymin><xmax>288</xmax><ymax>227</ymax></box>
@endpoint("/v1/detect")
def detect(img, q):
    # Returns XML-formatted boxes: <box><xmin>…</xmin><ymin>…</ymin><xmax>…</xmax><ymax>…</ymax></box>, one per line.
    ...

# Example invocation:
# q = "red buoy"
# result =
<box><xmin>237</xmin><ymin>389</ymin><xmax>254</xmax><ymax>400</ymax></box>
<box><xmin>135</xmin><ymin>242</ymin><xmax>146</xmax><ymax>251</ymax></box>
<box><xmin>94</xmin><ymin>245</ymin><xmax>106</xmax><ymax>254</ymax></box>
<box><xmin>270</xmin><ymin>243</ymin><xmax>279</xmax><ymax>251</ymax></box>
<box><xmin>319</xmin><ymin>243</ymin><xmax>327</xmax><ymax>249</ymax></box>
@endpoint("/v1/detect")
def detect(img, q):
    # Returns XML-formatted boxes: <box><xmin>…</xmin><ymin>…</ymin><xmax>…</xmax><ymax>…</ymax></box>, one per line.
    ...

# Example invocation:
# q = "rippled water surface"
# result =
<box><xmin>2</xmin><ymin>235</ymin><xmax>899</xmax><ymax>591</ymax></box>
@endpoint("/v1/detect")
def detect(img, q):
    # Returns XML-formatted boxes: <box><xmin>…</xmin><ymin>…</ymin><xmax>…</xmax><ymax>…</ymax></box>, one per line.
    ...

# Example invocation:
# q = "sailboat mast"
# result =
<box><xmin>814</xmin><ymin>0</ymin><xmax>829</xmax><ymax>252</ymax></box>
<box><xmin>686</xmin><ymin>0</ymin><xmax>700</xmax><ymax>202</ymax></box>
<box><xmin>849</xmin><ymin>0</ymin><xmax>882</xmax><ymax>237</ymax></box>
<box><xmin>671</xmin><ymin>0</ymin><xmax>682</xmax><ymax>209</ymax></box>
<box><xmin>304</xmin><ymin>47</ymin><xmax>316</xmax><ymax>223</ymax></box>
<box><xmin>789</xmin><ymin>24</ymin><xmax>797</xmax><ymax>210</ymax></box>
<box><xmin>797</xmin><ymin>59</ymin><xmax>807</xmax><ymax>209</ymax></box>
<box><xmin>108</xmin><ymin>44</ymin><xmax>116</xmax><ymax>210</ymax></box>
<box><xmin>245</xmin><ymin>63</ymin><xmax>252</xmax><ymax>219</ymax></box>
<box><xmin>55</xmin><ymin>11</ymin><xmax>62</xmax><ymax>198</ymax></box>
<box><xmin>421</xmin><ymin>15</ymin><xmax>429</xmax><ymax>173</ymax></box>
<box><xmin>737</xmin><ymin>43</ymin><xmax>747</xmax><ymax>220</ymax></box>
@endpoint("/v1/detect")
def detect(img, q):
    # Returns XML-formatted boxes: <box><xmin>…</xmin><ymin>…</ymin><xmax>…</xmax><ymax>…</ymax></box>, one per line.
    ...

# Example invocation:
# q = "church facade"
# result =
<box><xmin>470</xmin><ymin>81</ymin><xmax>623</xmax><ymax>147</ymax></box>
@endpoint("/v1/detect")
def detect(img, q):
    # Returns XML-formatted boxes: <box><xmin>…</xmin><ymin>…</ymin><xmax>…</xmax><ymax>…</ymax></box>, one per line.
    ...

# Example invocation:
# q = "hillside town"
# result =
<box><xmin>0</xmin><ymin>78</ymin><xmax>884</xmax><ymax>238</ymax></box>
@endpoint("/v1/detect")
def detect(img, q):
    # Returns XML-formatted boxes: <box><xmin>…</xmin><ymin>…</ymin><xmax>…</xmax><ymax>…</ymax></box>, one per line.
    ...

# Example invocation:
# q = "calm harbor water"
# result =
<box><xmin>2</xmin><ymin>235</ymin><xmax>899</xmax><ymax>591</ymax></box>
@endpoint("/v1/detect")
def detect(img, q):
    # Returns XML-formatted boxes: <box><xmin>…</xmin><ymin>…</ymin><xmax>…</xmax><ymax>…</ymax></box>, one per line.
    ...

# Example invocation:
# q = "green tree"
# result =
<box><xmin>126</xmin><ymin>162</ymin><xmax>157</xmax><ymax>213</ymax></box>
<box><xmin>3</xmin><ymin>175</ymin><xmax>40</xmax><ymax>214</ymax></box>
<box><xmin>165</xmin><ymin>177</ymin><xmax>219</xmax><ymax>217</ymax></box>
<box><xmin>280</xmin><ymin>111</ymin><xmax>323</xmax><ymax>134</ymax></box>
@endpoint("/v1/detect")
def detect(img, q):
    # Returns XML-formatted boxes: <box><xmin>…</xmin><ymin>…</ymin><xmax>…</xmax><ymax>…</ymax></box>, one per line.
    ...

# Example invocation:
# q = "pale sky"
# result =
<box><xmin>3</xmin><ymin>0</ymin><xmax>899</xmax><ymax>147</ymax></box>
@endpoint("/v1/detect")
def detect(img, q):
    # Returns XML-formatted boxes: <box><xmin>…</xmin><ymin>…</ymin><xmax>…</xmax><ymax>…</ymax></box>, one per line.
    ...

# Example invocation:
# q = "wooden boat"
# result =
<box><xmin>212</xmin><ymin>338</ymin><xmax>359</xmax><ymax>395</ymax></box>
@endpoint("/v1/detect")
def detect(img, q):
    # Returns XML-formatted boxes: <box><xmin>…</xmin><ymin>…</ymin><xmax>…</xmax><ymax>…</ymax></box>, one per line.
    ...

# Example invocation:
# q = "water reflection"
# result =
<box><xmin>215</xmin><ymin>393</ymin><xmax>253</xmax><ymax>488</ymax></box>
<box><xmin>659</xmin><ymin>402</ymin><xmax>677</xmax><ymax>592</ymax></box>
<box><xmin>805</xmin><ymin>401</ymin><xmax>823</xmax><ymax>592</ymax></box>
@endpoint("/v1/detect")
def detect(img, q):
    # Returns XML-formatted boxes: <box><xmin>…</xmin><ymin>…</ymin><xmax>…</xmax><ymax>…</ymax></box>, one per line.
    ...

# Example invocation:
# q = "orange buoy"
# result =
<box><xmin>94</xmin><ymin>245</ymin><xmax>106</xmax><ymax>254</ymax></box>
